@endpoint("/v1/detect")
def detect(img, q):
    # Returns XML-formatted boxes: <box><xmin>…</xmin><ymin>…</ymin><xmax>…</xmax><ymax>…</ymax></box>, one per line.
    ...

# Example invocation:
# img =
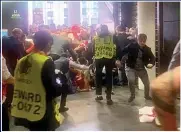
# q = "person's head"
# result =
<box><xmin>33</xmin><ymin>30</ymin><xmax>53</xmax><ymax>54</ymax></box>
<box><xmin>129</xmin><ymin>27</ymin><xmax>136</xmax><ymax>36</ymax></box>
<box><xmin>116</xmin><ymin>25</ymin><xmax>126</xmax><ymax>34</ymax></box>
<box><xmin>98</xmin><ymin>24</ymin><xmax>109</xmax><ymax>36</ymax></box>
<box><xmin>137</xmin><ymin>33</ymin><xmax>147</xmax><ymax>47</ymax></box>
<box><xmin>20</xmin><ymin>34</ymin><xmax>26</xmax><ymax>44</ymax></box>
<box><xmin>12</xmin><ymin>28</ymin><xmax>23</xmax><ymax>41</ymax></box>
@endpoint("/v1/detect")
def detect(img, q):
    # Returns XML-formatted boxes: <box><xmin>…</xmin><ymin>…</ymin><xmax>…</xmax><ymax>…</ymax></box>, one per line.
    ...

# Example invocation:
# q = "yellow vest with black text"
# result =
<box><xmin>94</xmin><ymin>35</ymin><xmax>116</xmax><ymax>59</ymax></box>
<box><xmin>11</xmin><ymin>53</ymin><xmax>48</xmax><ymax>122</ymax></box>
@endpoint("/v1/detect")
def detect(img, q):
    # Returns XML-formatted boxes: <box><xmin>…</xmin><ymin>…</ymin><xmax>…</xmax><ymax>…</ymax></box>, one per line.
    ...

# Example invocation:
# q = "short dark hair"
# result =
<box><xmin>100</xmin><ymin>25</ymin><xmax>109</xmax><ymax>33</ymax></box>
<box><xmin>116</xmin><ymin>25</ymin><xmax>126</xmax><ymax>32</ymax></box>
<box><xmin>138</xmin><ymin>33</ymin><xmax>147</xmax><ymax>42</ymax></box>
<box><xmin>33</xmin><ymin>31</ymin><xmax>53</xmax><ymax>50</ymax></box>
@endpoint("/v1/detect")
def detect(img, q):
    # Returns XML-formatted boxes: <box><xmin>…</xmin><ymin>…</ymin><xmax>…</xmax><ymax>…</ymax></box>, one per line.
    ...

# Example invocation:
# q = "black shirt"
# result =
<box><xmin>2</xmin><ymin>36</ymin><xmax>26</xmax><ymax>75</ymax></box>
<box><xmin>114</xmin><ymin>33</ymin><xmax>130</xmax><ymax>59</ymax></box>
<box><xmin>121</xmin><ymin>42</ymin><xmax>156</xmax><ymax>69</ymax></box>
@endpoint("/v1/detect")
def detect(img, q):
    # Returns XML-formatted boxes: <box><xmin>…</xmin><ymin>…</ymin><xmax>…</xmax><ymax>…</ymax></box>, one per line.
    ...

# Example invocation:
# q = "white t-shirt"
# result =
<box><xmin>2</xmin><ymin>56</ymin><xmax>11</xmax><ymax>81</ymax></box>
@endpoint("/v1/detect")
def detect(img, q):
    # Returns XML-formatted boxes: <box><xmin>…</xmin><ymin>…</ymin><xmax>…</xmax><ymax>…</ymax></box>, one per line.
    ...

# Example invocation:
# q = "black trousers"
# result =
<box><xmin>49</xmin><ymin>54</ymin><xmax>68</xmax><ymax>108</ymax></box>
<box><xmin>95</xmin><ymin>58</ymin><xmax>113</xmax><ymax>99</ymax></box>
<box><xmin>2</xmin><ymin>102</ymin><xmax>9</xmax><ymax>131</ymax></box>
<box><xmin>61</xmin><ymin>93</ymin><xmax>67</xmax><ymax>107</ymax></box>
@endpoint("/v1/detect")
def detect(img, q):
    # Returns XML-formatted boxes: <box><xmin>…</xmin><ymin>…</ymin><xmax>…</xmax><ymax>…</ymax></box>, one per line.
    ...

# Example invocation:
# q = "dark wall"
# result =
<box><xmin>159</xmin><ymin>2</ymin><xmax>180</xmax><ymax>74</ymax></box>
<box><xmin>2</xmin><ymin>2</ymin><xmax>28</xmax><ymax>35</ymax></box>
<box><xmin>120</xmin><ymin>2</ymin><xmax>134</xmax><ymax>28</ymax></box>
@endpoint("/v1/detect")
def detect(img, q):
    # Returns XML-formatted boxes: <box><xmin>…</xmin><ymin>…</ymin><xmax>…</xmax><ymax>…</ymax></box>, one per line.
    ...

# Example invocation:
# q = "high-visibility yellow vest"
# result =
<box><xmin>11</xmin><ymin>53</ymin><xmax>64</xmax><ymax>123</ymax></box>
<box><xmin>94</xmin><ymin>35</ymin><xmax>116</xmax><ymax>59</ymax></box>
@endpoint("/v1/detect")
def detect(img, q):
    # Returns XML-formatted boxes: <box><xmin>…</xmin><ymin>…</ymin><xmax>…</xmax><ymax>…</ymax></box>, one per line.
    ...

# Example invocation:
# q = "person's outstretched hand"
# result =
<box><xmin>147</xmin><ymin>64</ymin><xmax>153</xmax><ymax>69</ymax></box>
<box><xmin>115</xmin><ymin>60</ymin><xmax>121</xmax><ymax>68</ymax></box>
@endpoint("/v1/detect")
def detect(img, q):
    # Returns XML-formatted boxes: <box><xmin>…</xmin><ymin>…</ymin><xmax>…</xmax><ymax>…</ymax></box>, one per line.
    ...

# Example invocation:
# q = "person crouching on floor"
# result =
<box><xmin>11</xmin><ymin>31</ymin><xmax>67</xmax><ymax>131</ymax></box>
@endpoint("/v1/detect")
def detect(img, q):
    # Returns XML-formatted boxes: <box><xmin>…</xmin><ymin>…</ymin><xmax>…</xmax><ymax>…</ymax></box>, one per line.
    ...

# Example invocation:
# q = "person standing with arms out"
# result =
<box><xmin>116</xmin><ymin>34</ymin><xmax>155</xmax><ymax>102</ymax></box>
<box><xmin>93</xmin><ymin>25</ymin><xmax>116</xmax><ymax>105</ymax></box>
<box><xmin>11</xmin><ymin>31</ymin><xmax>67</xmax><ymax>130</ymax></box>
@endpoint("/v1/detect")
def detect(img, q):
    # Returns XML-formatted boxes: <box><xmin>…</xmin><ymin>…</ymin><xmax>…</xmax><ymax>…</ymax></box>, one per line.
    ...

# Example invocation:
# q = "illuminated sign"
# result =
<box><xmin>11</xmin><ymin>10</ymin><xmax>21</xmax><ymax>19</ymax></box>
<box><xmin>1</xmin><ymin>29</ymin><xmax>8</xmax><ymax>37</ymax></box>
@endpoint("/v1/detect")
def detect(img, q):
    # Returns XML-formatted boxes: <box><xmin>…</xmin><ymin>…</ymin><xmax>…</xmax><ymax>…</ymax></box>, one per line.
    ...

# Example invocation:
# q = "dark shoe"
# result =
<box><xmin>128</xmin><ymin>96</ymin><xmax>135</xmax><ymax>102</ymax></box>
<box><xmin>145</xmin><ymin>96</ymin><xmax>152</xmax><ymax>100</ymax></box>
<box><xmin>111</xmin><ymin>91</ymin><xmax>115</xmax><ymax>95</ymax></box>
<box><xmin>95</xmin><ymin>96</ymin><xmax>103</xmax><ymax>101</ymax></box>
<box><xmin>107</xmin><ymin>99</ymin><xmax>113</xmax><ymax>105</ymax></box>
<box><xmin>60</xmin><ymin>107</ymin><xmax>69</xmax><ymax>112</ymax></box>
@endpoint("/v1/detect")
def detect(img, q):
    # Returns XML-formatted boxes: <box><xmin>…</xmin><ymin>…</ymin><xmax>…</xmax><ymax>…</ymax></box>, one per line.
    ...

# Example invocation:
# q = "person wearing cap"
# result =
<box><xmin>11</xmin><ymin>30</ymin><xmax>68</xmax><ymax>130</ymax></box>
<box><xmin>92</xmin><ymin>24</ymin><xmax>116</xmax><ymax>105</ymax></box>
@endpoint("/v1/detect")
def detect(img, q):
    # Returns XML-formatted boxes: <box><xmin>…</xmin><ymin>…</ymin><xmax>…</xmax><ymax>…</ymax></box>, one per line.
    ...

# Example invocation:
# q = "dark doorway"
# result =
<box><xmin>159</xmin><ymin>2</ymin><xmax>180</xmax><ymax>74</ymax></box>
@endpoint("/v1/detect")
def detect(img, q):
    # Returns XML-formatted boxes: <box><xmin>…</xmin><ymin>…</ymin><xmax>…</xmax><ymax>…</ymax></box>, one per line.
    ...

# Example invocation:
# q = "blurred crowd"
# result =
<box><xmin>2</xmin><ymin>22</ymin><xmax>180</xmax><ymax>131</ymax></box>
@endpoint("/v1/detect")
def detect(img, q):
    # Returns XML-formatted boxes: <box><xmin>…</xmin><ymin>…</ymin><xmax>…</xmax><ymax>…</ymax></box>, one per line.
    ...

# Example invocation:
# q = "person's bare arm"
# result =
<box><xmin>151</xmin><ymin>66</ymin><xmax>180</xmax><ymax>131</ymax></box>
<box><xmin>2</xmin><ymin>56</ymin><xmax>14</xmax><ymax>84</ymax></box>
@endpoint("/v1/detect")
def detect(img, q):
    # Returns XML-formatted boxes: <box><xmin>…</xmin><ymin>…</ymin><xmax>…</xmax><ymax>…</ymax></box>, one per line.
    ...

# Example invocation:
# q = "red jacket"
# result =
<box><xmin>2</xmin><ymin>82</ymin><xmax>7</xmax><ymax>97</ymax></box>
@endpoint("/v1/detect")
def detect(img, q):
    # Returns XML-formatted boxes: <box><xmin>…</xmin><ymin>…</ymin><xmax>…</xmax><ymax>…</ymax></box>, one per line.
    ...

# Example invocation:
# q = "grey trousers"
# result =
<box><xmin>125</xmin><ymin>67</ymin><xmax>150</xmax><ymax>97</ymax></box>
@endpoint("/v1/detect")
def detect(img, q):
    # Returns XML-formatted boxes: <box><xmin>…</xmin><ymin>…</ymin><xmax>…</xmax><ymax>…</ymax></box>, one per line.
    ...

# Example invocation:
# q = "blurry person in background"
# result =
<box><xmin>116</xmin><ymin>34</ymin><xmax>155</xmax><ymax>102</ymax></box>
<box><xmin>57</xmin><ymin>25</ymin><xmax>62</xmax><ymax>30</ymax></box>
<box><xmin>114</xmin><ymin>25</ymin><xmax>130</xmax><ymax>86</ymax></box>
<box><xmin>126</xmin><ymin>27</ymin><xmax>129</xmax><ymax>34</ymax></box>
<box><xmin>2</xmin><ymin>56</ymin><xmax>15</xmax><ymax>131</ymax></box>
<box><xmin>47</xmin><ymin>27</ymin><xmax>77</xmax><ymax>62</ymax></box>
<box><xmin>20</xmin><ymin>34</ymin><xmax>34</xmax><ymax>54</ymax></box>
<box><xmin>93</xmin><ymin>25</ymin><xmax>116</xmax><ymax>105</ymax></box>
<box><xmin>128</xmin><ymin>27</ymin><xmax>137</xmax><ymax>42</ymax></box>
<box><xmin>41</xmin><ymin>25</ymin><xmax>77</xmax><ymax>112</ymax></box>
<box><xmin>151</xmin><ymin>66</ymin><xmax>180</xmax><ymax>131</ymax></box>
<box><xmin>168</xmin><ymin>40</ymin><xmax>180</xmax><ymax>100</ymax></box>
<box><xmin>168</xmin><ymin>40</ymin><xmax>180</xmax><ymax>70</ymax></box>
<box><xmin>2</xmin><ymin>28</ymin><xmax>26</xmax><ymax>75</ymax></box>
<box><xmin>2</xmin><ymin>28</ymin><xmax>26</xmax><ymax>110</ymax></box>
<box><xmin>50</xmin><ymin>23</ymin><xmax>57</xmax><ymax>33</ymax></box>
<box><xmin>11</xmin><ymin>31</ymin><xmax>67</xmax><ymax>131</ymax></box>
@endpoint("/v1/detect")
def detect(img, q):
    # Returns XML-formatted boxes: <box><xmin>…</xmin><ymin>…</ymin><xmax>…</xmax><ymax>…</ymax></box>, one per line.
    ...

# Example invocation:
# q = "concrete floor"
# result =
<box><xmin>10</xmin><ymin>86</ymin><xmax>180</xmax><ymax>131</ymax></box>
<box><xmin>57</xmin><ymin>87</ymin><xmax>160</xmax><ymax>131</ymax></box>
